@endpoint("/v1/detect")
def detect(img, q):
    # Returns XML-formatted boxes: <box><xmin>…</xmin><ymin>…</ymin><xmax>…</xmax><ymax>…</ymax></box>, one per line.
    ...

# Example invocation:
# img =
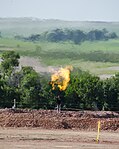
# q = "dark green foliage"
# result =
<box><xmin>65</xmin><ymin>69</ymin><xmax>103</xmax><ymax>110</ymax></box>
<box><xmin>102</xmin><ymin>76</ymin><xmax>119</xmax><ymax>110</ymax></box>
<box><xmin>24</xmin><ymin>34</ymin><xmax>41</xmax><ymax>42</ymax></box>
<box><xmin>108</xmin><ymin>32</ymin><xmax>118</xmax><ymax>39</ymax></box>
<box><xmin>0</xmin><ymin>51</ymin><xmax>119</xmax><ymax>111</ymax></box>
<box><xmin>0</xmin><ymin>51</ymin><xmax>20</xmax><ymax>107</ymax></box>
<box><xmin>18</xmin><ymin>28</ymin><xmax>118</xmax><ymax>44</ymax></box>
<box><xmin>18</xmin><ymin>66</ymin><xmax>42</xmax><ymax>109</ymax></box>
<box><xmin>1</xmin><ymin>51</ymin><xmax>20</xmax><ymax>75</ymax></box>
<box><xmin>40</xmin><ymin>76</ymin><xmax>55</xmax><ymax>109</ymax></box>
<box><xmin>71</xmin><ymin>30</ymin><xmax>86</xmax><ymax>44</ymax></box>
<box><xmin>45</xmin><ymin>29</ymin><xmax>66</xmax><ymax>42</ymax></box>
<box><xmin>0</xmin><ymin>76</ymin><xmax>5</xmax><ymax>107</ymax></box>
<box><xmin>87</xmin><ymin>29</ymin><xmax>106</xmax><ymax>41</ymax></box>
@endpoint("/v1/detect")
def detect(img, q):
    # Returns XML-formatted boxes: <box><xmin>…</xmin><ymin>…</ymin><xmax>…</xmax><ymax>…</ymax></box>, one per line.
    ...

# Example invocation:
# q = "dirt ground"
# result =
<box><xmin>0</xmin><ymin>128</ymin><xmax>119</xmax><ymax>149</ymax></box>
<box><xmin>0</xmin><ymin>109</ymin><xmax>118</xmax><ymax>149</ymax></box>
<box><xmin>19</xmin><ymin>56</ymin><xmax>58</xmax><ymax>74</ymax></box>
<box><xmin>0</xmin><ymin>109</ymin><xmax>119</xmax><ymax>131</ymax></box>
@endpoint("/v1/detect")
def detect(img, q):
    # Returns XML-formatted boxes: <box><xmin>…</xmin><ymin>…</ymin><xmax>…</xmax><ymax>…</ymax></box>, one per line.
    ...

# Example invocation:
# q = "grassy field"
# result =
<box><xmin>0</xmin><ymin>37</ymin><xmax>119</xmax><ymax>76</ymax></box>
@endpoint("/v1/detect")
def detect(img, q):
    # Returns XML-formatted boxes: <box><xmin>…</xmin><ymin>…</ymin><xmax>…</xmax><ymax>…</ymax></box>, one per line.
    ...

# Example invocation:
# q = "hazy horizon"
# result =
<box><xmin>1</xmin><ymin>16</ymin><xmax>119</xmax><ymax>23</ymax></box>
<box><xmin>0</xmin><ymin>0</ymin><xmax>119</xmax><ymax>22</ymax></box>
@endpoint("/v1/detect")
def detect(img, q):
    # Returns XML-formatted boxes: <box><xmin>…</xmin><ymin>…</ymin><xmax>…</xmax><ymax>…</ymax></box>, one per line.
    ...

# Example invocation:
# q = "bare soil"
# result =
<box><xmin>0</xmin><ymin>128</ymin><xmax>119</xmax><ymax>149</ymax></box>
<box><xmin>0</xmin><ymin>109</ymin><xmax>119</xmax><ymax>131</ymax></box>
<box><xmin>0</xmin><ymin>109</ymin><xmax>119</xmax><ymax>149</ymax></box>
<box><xmin>19</xmin><ymin>56</ymin><xmax>58</xmax><ymax>74</ymax></box>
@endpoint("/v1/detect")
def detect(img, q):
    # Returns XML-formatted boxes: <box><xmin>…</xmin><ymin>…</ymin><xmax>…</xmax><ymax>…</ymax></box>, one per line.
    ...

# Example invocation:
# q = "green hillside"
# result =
<box><xmin>0</xmin><ymin>18</ymin><xmax>119</xmax><ymax>37</ymax></box>
<box><xmin>0</xmin><ymin>38</ymin><xmax>119</xmax><ymax>77</ymax></box>
<box><xmin>0</xmin><ymin>18</ymin><xmax>119</xmax><ymax>78</ymax></box>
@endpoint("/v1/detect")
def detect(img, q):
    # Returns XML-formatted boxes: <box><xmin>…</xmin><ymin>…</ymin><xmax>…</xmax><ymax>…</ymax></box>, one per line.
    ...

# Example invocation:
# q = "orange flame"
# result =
<box><xmin>51</xmin><ymin>66</ymin><xmax>73</xmax><ymax>91</ymax></box>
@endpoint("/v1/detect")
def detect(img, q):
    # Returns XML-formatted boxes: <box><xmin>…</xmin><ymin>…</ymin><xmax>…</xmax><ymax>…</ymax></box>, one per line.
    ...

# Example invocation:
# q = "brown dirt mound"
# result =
<box><xmin>0</xmin><ymin>109</ymin><xmax>119</xmax><ymax>131</ymax></box>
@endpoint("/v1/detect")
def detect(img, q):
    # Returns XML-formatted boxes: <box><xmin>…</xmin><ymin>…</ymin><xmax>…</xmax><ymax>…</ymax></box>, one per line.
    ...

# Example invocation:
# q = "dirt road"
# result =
<box><xmin>0</xmin><ymin>128</ymin><xmax>119</xmax><ymax>149</ymax></box>
<box><xmin>19</xmin><ymin>56</ymin><xmax>58</xmax><ymax>74</ymax></box>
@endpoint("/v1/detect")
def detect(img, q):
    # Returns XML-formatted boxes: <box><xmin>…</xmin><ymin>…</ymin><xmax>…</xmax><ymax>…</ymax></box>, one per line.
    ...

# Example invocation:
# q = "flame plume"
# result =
<box><xmin>51</xmin><ymin>66</ymin><xmax>72</xmax><ymax>91</ymax></box>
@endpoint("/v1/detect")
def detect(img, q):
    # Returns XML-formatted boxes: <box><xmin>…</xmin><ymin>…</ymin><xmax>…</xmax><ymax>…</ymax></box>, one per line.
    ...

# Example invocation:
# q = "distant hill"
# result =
<box><xmin>0</xmin><ymin>17</ymin><xmax>119</xmax><ymax>37</ymax></box>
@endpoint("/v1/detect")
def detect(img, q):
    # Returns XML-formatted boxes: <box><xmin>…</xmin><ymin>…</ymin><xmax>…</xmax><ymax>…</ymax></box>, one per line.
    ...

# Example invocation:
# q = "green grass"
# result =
<box><xmin>72</xmin><ymin>61</ymin><xmax>119</xmax><ymax>75</ymax></box>
<box><xmin>0</xmin><ymin>38</ymin><xmax>119</xmax><ymax>76</ymax></box>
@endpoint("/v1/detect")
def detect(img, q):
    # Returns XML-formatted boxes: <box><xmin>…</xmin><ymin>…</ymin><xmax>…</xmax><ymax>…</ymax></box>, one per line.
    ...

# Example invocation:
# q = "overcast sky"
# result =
<box><xmin>0</xmin><ymin>0</ymin><xmax>119</xmax><ymax>21</ymax></box>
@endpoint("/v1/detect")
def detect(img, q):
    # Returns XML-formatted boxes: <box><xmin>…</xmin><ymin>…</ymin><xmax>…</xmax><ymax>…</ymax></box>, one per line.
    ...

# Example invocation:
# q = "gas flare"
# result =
<box><xmin>51</xmin><ymin>66</ymin><xmax>72</xmax><ymax>91</ymax></box>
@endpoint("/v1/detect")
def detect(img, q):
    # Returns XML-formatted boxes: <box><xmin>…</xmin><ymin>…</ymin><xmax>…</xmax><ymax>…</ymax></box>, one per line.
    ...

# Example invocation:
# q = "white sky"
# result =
<box><xmin>0</xmin><ymin>0</ymin><xmax>119</xmax><ymax>21</ymax></box>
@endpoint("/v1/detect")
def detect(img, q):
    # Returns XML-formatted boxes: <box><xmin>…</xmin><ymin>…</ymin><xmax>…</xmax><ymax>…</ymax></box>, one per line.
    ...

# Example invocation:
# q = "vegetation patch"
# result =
<box><xmin>0</xmin><ymin>51</ymin><xmax>119</xmax><ymax>110</ymax></box>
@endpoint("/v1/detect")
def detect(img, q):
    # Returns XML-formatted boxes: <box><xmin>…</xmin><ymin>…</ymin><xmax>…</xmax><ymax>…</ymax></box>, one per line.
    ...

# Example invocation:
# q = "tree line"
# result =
<box><xmin>15</xmin><ymin>28</ymin><xmax>118</xmax><ymax>44</ymax></box>
<box><xmin>0</xmin><ymin>51</ymin><xmax>119</xmax><ymax>111</ymax></box>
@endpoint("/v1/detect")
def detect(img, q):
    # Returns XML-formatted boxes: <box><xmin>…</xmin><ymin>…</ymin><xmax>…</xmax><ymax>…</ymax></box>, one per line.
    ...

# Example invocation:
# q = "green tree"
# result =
<box><xmin>0</xmin><ymin>75</ymin><xmax>5</xmax><ymax>107</ymax></box>
<box><xmin>65</xmin><ymin>68</ymin><xmax>82</xmax><ymax>108</ymax></box>
<box><xmin>108</xmin><ymin>32</ymin><xmax>118</xmax><ymax>39</ymax></box>
<box><xmin>46</xmin><ymin>28</ymin><xmax>65</xmax><ymax>42</ymax></box>
<box><xmin>1</xmin><ymin>51</ymin><xmax>20</xmax><ymax>76</ymax></box>
<box><xmin>103</xmin><ymin>77</ymin><xmax>118</xmax><ymax>110</ymax></box>
<box><xmin>87</xmin><ymin>29</ymin><xmax>105</xmax><ymax>41</ymax></box>
<box><xmin>0</xmin><ymin>51</ymin><xmax>20</xmax><ymax>108</ymax></box>
<box><xmin>19</xmin><ymin>66</ymin><xmax>42</xmax><ymax>109</ymax></box>
<box><xmin>40</xmin><ymin>75</ymin><xmax>56</xmax><ymax>109</ymax></box>
<box><xmin>71</xmin><ymin>30</ymin><xmax>86</xmax><ymax>44</ymax></box>
<box><xmin>65</xmin><ymin>69</ymin><xmax>103</xmax><ymax>110</ymax></box>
